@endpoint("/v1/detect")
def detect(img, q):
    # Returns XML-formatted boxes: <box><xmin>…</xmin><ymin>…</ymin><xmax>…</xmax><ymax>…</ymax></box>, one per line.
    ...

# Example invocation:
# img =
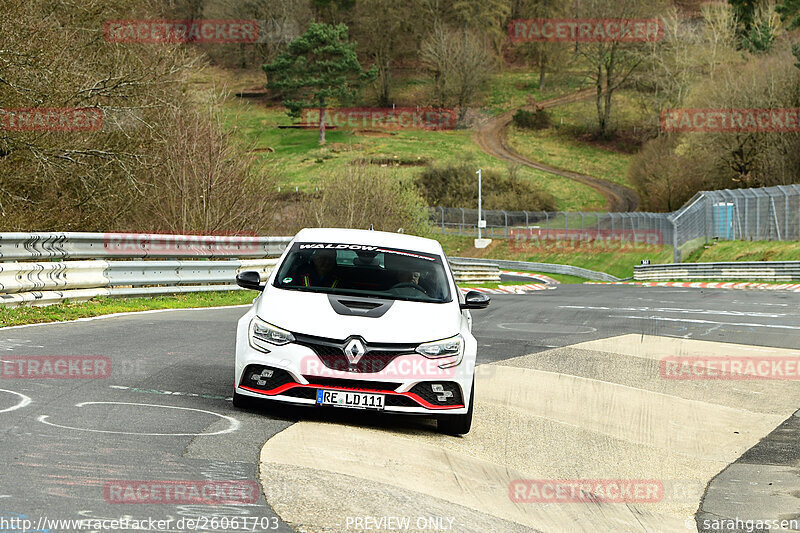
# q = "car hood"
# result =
<box><xmin>255</xmin><ymin>286</ymin><xmax>461</xmax><ymax>343</ymax></box>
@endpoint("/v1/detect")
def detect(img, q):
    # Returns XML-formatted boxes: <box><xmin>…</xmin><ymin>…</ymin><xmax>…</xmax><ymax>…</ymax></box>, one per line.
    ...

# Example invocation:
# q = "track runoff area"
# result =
<box><xmin>0</xmin><ymin>283</ymin><xmax>797</xmax><ymax>532</ymax></box>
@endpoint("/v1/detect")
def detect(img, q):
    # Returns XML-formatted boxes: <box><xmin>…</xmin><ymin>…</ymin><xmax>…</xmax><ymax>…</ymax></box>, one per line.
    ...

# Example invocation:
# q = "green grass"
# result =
<box><xmin>222</xmin><ymin>98</ymin><xmax>605</xmax><ymax>210</ymax></box>
<box><xmin>484</xmin><ymin>69</ymin><xmax>588</xmax><ymax>115</ymax></box>
<box><xmin>507</xmin><ymin>124</ymin><xmax>633</xmax><ymax>187</ymax></box>
<box><xmin>440</xmin><ymin>237</ymin><xmax>800</xmax><ymax>280</ymax></box>
<box><xmin>524</xmin><ymin>271</ymin><xmax>586</xmax><ymax>284</ymax></box>
<box><xmin>195</xmin><ymin>62</ymin><xmax>607</xmax><ymax>210</ymax></box>
<box><xmin>505</xmin><ymin>89</ymin><xmax>641</xmax><ymax>189</ymax></box>
<box><xmin>437</xmin><ymin>235</ymin><xmax>671</xmax><ymax>279</ymax></box>
<box><xmin>688</xmin><ymin>241</ymin><xmax>800</xmax><ymax>263</ymax></box>
<box><xmin>0</xmin><ymin>292</ymin><xmax>254</xmax><ymax>328</ymax></box>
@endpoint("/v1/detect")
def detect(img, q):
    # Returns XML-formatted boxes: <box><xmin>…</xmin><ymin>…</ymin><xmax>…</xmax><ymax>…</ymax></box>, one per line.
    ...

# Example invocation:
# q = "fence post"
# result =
<box><xmin>440</xmin><ymin>206</ymin><xmax>445</xmax><ymax>234</ymax></box>
<box><xmin>671</xmin><ymin>215</ymin><xmax>680</xmax><ymax>263</ymax></box>
<box><xmin>460</xmin><ymin>208</ymin><xmax>465</xmax><ymax>235</ymax></box>
<box><xmin>780</xmin><ymin>186</ymin><xmax>790</xmax><ymax>241</ymax></box>
<box><xmin>503</xmin><ymin>210</ymin><xmax>509</xmax><ymax>238</ymax></box>
<box><xmin>525</xmin><ymin>211</ymin><xmax>529</xmax><ymax>229</ymax></box>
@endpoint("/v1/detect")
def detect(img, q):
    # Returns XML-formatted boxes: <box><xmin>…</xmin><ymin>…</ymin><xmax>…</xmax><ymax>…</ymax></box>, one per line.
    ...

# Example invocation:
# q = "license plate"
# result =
<box><xmin>315</xmin><ymin>389</ymin><xmax>385</xmax><ymax>410</ymax></box>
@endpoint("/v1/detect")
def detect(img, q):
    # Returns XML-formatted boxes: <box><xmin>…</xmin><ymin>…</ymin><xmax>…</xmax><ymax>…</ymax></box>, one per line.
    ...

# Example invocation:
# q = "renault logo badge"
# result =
<box><xmin>344</xmin><ymin>338</ymin><xmax>366</xmax><ymax>365</ymax></box>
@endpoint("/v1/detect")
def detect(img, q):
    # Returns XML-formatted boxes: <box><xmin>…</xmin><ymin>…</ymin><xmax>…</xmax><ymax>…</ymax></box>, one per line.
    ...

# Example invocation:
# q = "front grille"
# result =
<box><xmin>385</xmin><ymin>396</ymin><xmax>419</xmax><ymax>408</ymax></box>
<box><xmin>409</xmin><ymin>381</ymin><xmax>463</xmax><ymax>406</ymax></box>
<box><xmin>281</xmin><ymin>388</ymin><xmax>317</xmax><ymax>400</ymax></box>
<box><xmin>294</xmin><ymin>333</ymin><xmax>416</xmax><ymax>373</ymax></box>
<box><xmin>305</xmin><ymin>377</ymin><xmax>400</xmax><ymax>392</ymax></box>
<box><xmin>240</xmin><ymin>365</ymin><xmax>295</xmax><ymax>392</ymax></box>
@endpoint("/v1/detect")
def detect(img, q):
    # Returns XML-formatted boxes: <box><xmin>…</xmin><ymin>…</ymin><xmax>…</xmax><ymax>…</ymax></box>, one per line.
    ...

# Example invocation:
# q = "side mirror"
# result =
<box><xmin>460</xmin><ymin>290</ymin><xmax>490</xmax><ymax>310</ymax></box>
<box><xmin>236</xmin><ymin>271</ymin><xmax>265</xmax><ymax>291</ymax></box>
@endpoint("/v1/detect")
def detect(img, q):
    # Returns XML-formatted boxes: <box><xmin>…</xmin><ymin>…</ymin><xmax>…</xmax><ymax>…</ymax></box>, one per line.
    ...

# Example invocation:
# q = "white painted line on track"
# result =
<box><xmin>0</xmin><ymin>304</ymin><xmax>251</xmax><ymax>332</ymax></box>
<box><xmin>37</xmin><ymin>401</ymin><xmax>240</xmax><ymax>436</ymax></box>
<box><xmin>560</xmin><ymin>305</ymin><xmax>786</xmax><ymax>318</ymax></box>
<box><xmin>0</xmin><ymin>389</ymin><xmax>32</xmax><ymax>413</ymax></box>
<box><xmin>609</xmin><ymin>315</ymin><xmax>800</xmax><ymax>330</ymax></box>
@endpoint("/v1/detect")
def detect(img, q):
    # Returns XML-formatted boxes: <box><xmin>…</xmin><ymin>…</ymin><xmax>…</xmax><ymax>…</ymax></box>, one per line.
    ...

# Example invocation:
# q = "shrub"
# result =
<box><xmin>512</xmin><ymin>108</ymin><xmax>552</xmax><ymax>130</ymax></box>
<box><xmin>415</xmin><ymin>164</ymin><xmax>555</xmax><ymax>211</ymax></box>
<box><xmin>305</xmin><ymin>165</ymin><xmax>430</xmax><ymax>236</ymax></box>
<box><xmin>627</xmin><ymin>135</ymin><xmax>708</xmax><ymax>212</ymax></box>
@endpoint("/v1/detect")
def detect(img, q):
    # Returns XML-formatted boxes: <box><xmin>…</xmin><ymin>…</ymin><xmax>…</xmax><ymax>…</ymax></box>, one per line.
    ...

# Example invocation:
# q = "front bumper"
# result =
<box><xmin>234</xmin><ymin>315</ymin><xmax>475</xmax><ymax>415</ymax></box>
<box><xmin>237</xmin><ymin>363</ymin><xmax>467</xmax><ymax>412</ymax></box>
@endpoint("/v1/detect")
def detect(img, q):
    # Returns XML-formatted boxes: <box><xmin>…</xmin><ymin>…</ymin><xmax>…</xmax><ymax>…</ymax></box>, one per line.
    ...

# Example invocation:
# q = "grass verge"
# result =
<box><xmin>0</xmin><ymin>291</ymin><xmax>253</xmax><ymax>328</ymax></box>
<box><xmin>438</xmin><ymin>235</ymin><xmax>672</xmax><ymax>279</ymax></box>
<box><xmin>688</xmin><ymin>241</ymin><xmax>800</xmax><ymax>262</ymax></box>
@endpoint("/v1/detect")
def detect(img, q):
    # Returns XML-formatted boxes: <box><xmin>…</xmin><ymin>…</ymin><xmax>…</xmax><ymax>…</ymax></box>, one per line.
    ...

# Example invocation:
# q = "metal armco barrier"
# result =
<box><xmin>451</xmin><ymin>257</ymin><xmax>620</xmax><ymax>282</ymax></box>
<box><xmin>0</xmin><ymin>258</ymin><xmax>279</xmax><ymax>306</ymax></box>
<box><xmin>449</xmin><ymin>260</ymin><xmax>501</xmax><ymax>283</ymax></box>
<box><xmin>0</xmin><ymin>232</ymin><xmax>292</xmax><ymax>260</ymax></box>
<box><xmin>634</xmin><ymin>261</ymin><xmax>800</xmax><ymax>282</ymax></box>
<box><xmin>0</xmin><ymin>231</ymin><xmax>291</xmax><ymax>306</ymax></box>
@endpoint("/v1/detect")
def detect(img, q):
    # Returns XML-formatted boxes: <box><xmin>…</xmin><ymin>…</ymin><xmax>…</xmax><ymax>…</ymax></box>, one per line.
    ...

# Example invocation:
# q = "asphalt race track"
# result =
<box><xmin>0</xmin><ymin>285</ymin><xmax>798</xmax><ymax>532</ymax></box>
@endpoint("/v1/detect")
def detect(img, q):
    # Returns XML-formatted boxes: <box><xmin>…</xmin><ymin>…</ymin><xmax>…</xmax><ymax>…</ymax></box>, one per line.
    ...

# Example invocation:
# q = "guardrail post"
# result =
<box><xmin>440</xmin><ymin>206</ymin><xmax>445</xmax><ymax>234</ymax></box>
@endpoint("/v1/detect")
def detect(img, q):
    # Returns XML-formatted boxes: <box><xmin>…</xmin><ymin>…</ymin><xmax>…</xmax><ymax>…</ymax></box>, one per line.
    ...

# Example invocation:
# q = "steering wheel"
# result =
<box><xmin>391</xmin><ymin>282</ymin><xmax>426</xmax><ymax>293</ymax></box>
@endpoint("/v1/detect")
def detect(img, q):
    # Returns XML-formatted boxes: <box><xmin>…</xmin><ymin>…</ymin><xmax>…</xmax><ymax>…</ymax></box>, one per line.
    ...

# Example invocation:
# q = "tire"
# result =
<box><xmin>232</xmin><ymin>389</ymin><xmax>257</xmax><ymax>409</ymax></box>
<box><xmin>437</xmin><ymin>379</ymin><xmax>474</xmax><ymax>436</ymax></box>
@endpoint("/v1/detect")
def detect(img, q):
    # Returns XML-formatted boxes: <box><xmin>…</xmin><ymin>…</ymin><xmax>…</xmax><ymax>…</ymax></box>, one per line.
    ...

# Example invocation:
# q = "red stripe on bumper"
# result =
<box><xmin>238</xmin><ymin>383</ymin><xmax>464</xmax><ymax>410</ymax></box>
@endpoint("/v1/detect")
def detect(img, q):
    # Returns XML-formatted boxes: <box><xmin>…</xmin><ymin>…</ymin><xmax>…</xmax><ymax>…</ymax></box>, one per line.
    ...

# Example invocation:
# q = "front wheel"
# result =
<box><xmin>232</xmin><ymin>389</ymin><xmax>257</xmax><ymax>409</ymax></box>
<box><xmin>437</xmin><ymin>379</ymin><xmax>474</xmax><ymax>435</ymax></box>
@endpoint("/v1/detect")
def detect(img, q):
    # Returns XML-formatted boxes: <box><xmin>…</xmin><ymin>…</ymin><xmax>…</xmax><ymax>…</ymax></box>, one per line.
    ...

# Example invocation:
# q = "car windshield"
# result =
<box><xmin>273</xmin><ymin>242</ymin><xmax>452</xmax><ymax>303</ymax></box>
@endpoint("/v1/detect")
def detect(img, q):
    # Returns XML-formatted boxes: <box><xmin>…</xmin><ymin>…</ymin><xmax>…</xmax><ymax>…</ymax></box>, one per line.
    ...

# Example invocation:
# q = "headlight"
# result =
<box><xmin>250</xmin><ymin>317</ymin><xmax>295</xmax><ymax>352</ymax></box>
<box><xmin>416</xmin><ymin>334</ymin><xmax>464</xmax><ymax>368</ymax></box>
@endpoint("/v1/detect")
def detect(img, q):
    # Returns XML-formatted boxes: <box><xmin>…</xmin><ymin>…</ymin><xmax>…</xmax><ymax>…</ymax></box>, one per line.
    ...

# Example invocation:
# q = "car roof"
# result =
<box><xmin>293</xmin><ymin>228</ymin><xmax>444</xmax><ymax>256</ymax></box>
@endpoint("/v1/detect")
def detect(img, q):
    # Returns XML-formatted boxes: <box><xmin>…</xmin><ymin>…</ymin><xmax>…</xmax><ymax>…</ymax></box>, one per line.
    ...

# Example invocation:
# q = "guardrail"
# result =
<box><xmin>0</xmin><ymin>232</ymin><xmax>292</xmax><ymax>261</ymax></box>
<box><xmin>634</xmin><ymin>261</ymin><xmax>800</xmax><ymax>282</ymax></box>
<box><xmin>0</xmin><ymin>232</ymin><xmax>628</xmax><ymax>306</ymax></box>
<box><xmin>0</xmin><ymin>258</ymin><xmax>279</xmax><ymax>306</ymax></box>
<box><xmin>450</xmin><ymin>257</ymin><xmax>620</xmax><ymax>282</ymax></box>
<box><xmin>0</xmin><ymin>231</ymin><xmax>292</xmax><ymax>307</ymax></box>
<box><xmin>449</xmin><ymin>260</ymin><xmax>501</xmax><ymax>283</ymax></box>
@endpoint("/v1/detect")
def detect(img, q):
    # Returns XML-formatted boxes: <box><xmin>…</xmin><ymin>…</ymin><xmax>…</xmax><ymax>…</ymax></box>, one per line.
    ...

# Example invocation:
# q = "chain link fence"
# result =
<box><xmin>431</xmin><ymin>184</ymin><xmax>800</xmax><ymax>263</ymax></box>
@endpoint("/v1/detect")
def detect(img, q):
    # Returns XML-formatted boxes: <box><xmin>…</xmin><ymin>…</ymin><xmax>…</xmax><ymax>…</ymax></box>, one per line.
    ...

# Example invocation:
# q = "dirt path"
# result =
<box><xmin>473</xmin><ymin>88</ymin><xmax>640</xmax><ymax>212</ymax></box>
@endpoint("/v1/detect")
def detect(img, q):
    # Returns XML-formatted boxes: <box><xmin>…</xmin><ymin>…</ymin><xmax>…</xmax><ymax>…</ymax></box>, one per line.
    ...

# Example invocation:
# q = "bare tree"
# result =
<box><xmin>575</xmin><ymin>0</ymin><xmax>669</xmax><ymax>136</ymax></box>
<box><xmin>420</xmin><ymin>25</ymin><xmax>496</xmax><ymax>116</ymax></box>
<box><xmin>135</xmin><ymin>107</ymin><xmax>281</xmax><ymax>234</ymax></box>
<box><xmin>684</xmin><ymin>46</ymin><xmax>800</xmax><ymax>189</ymax></box>
<box><xmin>510</xmin><ymin>0</ymin><xmax>570</xmax><ymax>90</ymax></box>
<box><xmin>352</xmin><ymin>0</ymin><xmax>419</xmax><ymax>106</ymax></box>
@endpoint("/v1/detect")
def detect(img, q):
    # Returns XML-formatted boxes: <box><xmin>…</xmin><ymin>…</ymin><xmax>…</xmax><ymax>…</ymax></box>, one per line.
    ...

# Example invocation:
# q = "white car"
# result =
<box><xmin>232</xmin><ymin>228</ymin><xmax>490</xmax><ymax>435</ymax></box>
